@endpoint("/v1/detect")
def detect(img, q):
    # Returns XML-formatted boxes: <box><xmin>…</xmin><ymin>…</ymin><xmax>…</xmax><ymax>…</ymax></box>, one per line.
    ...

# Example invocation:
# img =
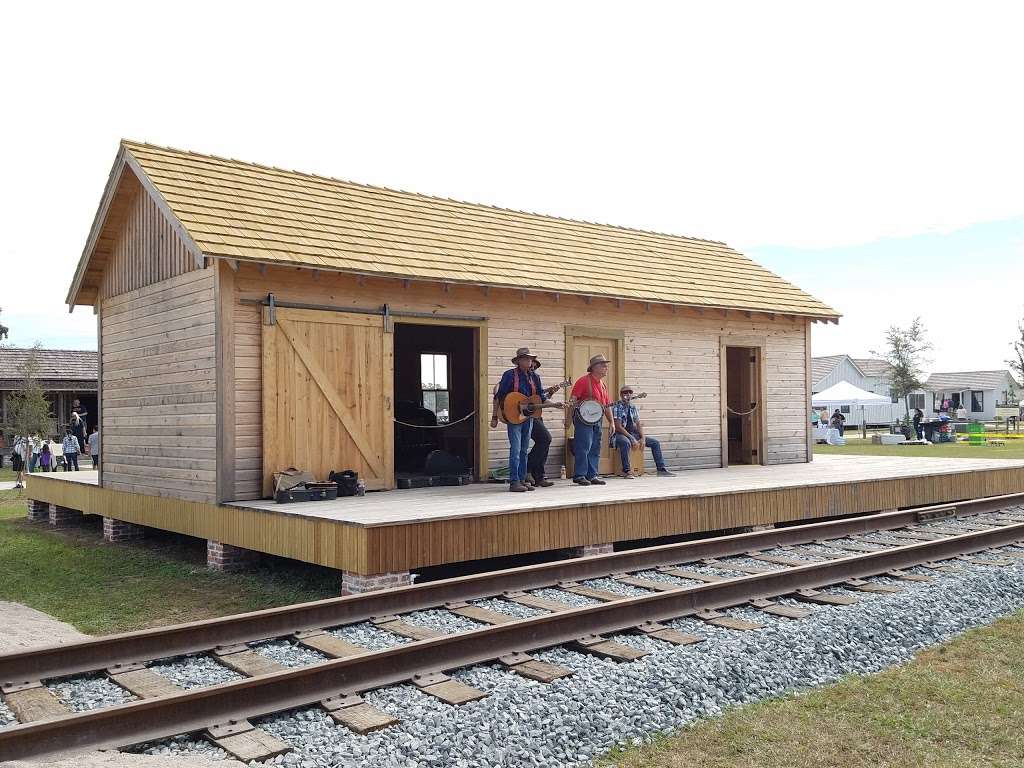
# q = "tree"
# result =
<box><xmin>1008</xmin><ymin>313</ymin><xmax>1024</xmax><ymax>391</ymax></box>
<box><xmin>871</xmin><ymin>317</ymin><xmax>932</xmax><ymax>421</ymax></box>
<box><xmin>4</xmin><ymin>343</ymin><xmax>54</xmax><ymax>441</ymax></box>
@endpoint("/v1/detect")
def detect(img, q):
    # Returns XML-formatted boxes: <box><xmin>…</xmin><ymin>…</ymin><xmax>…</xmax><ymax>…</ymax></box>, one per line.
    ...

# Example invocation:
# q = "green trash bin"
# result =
<box><xmin>967</xmin><ymin>422</ymin><xmax>986</xmax><ymax>446</ymax></box>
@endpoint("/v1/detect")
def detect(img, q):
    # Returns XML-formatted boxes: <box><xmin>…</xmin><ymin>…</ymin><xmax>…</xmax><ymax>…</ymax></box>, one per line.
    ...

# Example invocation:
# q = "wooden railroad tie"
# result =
<box><xmin>371</xmin><ymin>615</ymin><xmax>444</xmax><ymax>641</ymax></box>
<box><xmin>503</xmin><ymin>591</ymin><xmax>576</xmax><ymax>612</ymax></box>
<box><xmin>746</xmin><ymin>551</ymin><xmax>813</xmax><ymax>566</ymax></box>
<box><xmin>635</xmin><ymin>621</ymin><xmax>704</xmax><ymax>646</ymax></box>
<box><xmin>213</xmin><ymin>644</ymin><xmax>287</xmax><ymax>677</ymax></box>
<box><xmin>293</xmin><ymin>630</ymin><xmax>367</xmax><ymax>658</ymax></box>
<box><xmin>558</xmin><ymin>581</ymin><xmax>625</xmax><ymax>602</ymax></box>
<box><xmin>0</xmin><ymin>680</ymin><xmax>70</xmax><ymax>722</ymax></box>
<box><xmin>107</xmin><ymin>662</ymin><xmax>182</xmax><ymax>698</ymax></box>
<box><xmin>206</xmin><ymin>719</ymin><xmax>290</xmax><ymax>762</ymax></box>
<box><xmin>446</xmin><ymin>601</ymin><xmax>519</xmax><ymax>625</ymax></box>
<box><xmin>748</xmin><ymin>599</ymin><xmax>812</xmax><ymax>619</ymax></box>
<box><xmin>570</xmin><ymin>634</ymin><xmax>648</xmax><ymax>662</ymax></box>
<box><xmin>844</xmin><ymin>579</ymin><xmax>903</xmax><ymax>594</ymax></box>
<box><xmin>498</xmin><ymin>652</ymin><xmax>574</xmax><ymax>683</ymax></box>
<box><xmin>657</xmin><ymin>566</ymin><xmax>726</xmax><ymax>583</ymax></box>
<box><xmin>694</xmin><ymin>609</ymin><xmax>765</xmax><ymax>631</ymax></box>
<box><xmin>321</xmin><ymin>693</ymin><xmax>399</xmax><ymax>734</ymax></box>
<box><xmin>412</xmin><ymin>673</ymin><xmax>487</xmax><ymax>705</ymax></box>
<box><xmin>791</xmin><ymin>588</ymin><xmax>858</xmax><ymax>606</ymax></box>
<box><xmin>613</xmin><ymin>574</ymin><xmax>679</xmax><ymax>592</ymax></box>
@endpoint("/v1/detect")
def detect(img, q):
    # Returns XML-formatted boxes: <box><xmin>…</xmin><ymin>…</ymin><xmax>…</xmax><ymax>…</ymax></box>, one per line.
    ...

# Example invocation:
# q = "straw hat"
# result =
<box><xmin>587</xmin><ymin>354</ymin><xmax>610</xmax><ymax>371</ymax></box>
<box><xmin>620</xmin><ymin>384</ymin><xmax>637</xmax><ymax>394</ymax></box>
<box><xmin>512</xmin><ymin>347</ymin><xmax>538</xmax><ymax>364</ymax></box>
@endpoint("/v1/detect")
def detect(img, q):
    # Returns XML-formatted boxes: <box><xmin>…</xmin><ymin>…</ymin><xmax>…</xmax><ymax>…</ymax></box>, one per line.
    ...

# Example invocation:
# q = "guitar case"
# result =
<box><xmin>423</xmin><ymin>449</ymin><xmax>468</xmax><ymax>476</ymax></box>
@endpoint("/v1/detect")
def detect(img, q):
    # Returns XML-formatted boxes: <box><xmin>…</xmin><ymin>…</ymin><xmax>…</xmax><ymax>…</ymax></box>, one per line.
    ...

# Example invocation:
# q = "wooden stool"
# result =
<box><xmin>612</xmin><ymin>441</ymin><xmax>645</xmax><ymax>477</ymax></box>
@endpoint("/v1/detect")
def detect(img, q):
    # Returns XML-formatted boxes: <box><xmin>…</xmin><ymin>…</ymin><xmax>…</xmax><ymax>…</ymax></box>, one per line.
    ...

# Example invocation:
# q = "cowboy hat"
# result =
<box><xmin>620</xmin><ymin>384</ymin><xmax>637</xmax><ymax>394</ymax></box>
<box><xmin>512</xmin><ymin>347</ymin><xmax>538</xmax><ymax>364</ymax></box>
<box><xmin>587</xmin><ymin>354</ymin><xmax>611</xmax><ymax>371</ymax></box>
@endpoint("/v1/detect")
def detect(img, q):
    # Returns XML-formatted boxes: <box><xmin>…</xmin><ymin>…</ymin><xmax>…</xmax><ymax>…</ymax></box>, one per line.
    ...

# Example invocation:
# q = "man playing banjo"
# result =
<box><xmin>569</xmin><ymin>354</ymin><xmax>614</xmax><ymax>486</ymax></box>
<box><xmin>612</xmin><ymin>384</ymin><xmax>674</xmax><ymax>477</ymax></box>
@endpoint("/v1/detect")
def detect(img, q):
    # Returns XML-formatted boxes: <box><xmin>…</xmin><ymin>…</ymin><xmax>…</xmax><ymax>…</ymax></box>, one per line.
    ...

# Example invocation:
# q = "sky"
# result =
<box><xmin>1</xmin><ymin>2</ymin><xmax>1022</xmax><ymax>372</ymax></box>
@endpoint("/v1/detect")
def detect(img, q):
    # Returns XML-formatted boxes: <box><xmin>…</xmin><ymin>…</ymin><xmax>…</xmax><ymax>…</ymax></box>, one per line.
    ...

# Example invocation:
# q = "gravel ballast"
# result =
<box><xmin>221</xmin><ymin>557</ymin><xmax>1024</xmax><ymax>768</ymax></box>
<box><xmin>149</xmin><ymin>655</ymin><xmax>244</xmax><ymax>689</ymax></box>
<box><xmin>48</xmin><ymin>674</ymin><xmax>137</xmax><ymax>712</ymax></box>
<box><xmin>0</xmin><ymin>699</ymin><xmax>16</xmax><ymax>729</ymax></box>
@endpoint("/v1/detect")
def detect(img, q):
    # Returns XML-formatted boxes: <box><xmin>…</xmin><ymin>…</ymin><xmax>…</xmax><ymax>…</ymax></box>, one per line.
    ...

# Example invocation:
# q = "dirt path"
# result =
<box><xmin>0</xmin><ymin>602</ymin><xmax>241</xmax><ymax>768</ymax></box>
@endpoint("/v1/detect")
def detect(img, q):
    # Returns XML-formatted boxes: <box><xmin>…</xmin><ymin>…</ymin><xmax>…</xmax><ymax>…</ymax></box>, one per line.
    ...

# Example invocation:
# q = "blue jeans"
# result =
<box><xmin>507</xmin><ymin>420</ymin><xmax>534</xmax><ymax>483</ymax></box>
<box><xmin>65</xmin><ymin>452</ymin><xmax>79</xmax><ymax>471</ymax></box>
<box><xmin>613</xmin><ymin>432</ymin><xmax>666</xmax><ymax>472</ymax></box>
<box><xmin>573</xmin><ymin>417</ymin><xmax>602</xmax><ymax>480</ymax></box>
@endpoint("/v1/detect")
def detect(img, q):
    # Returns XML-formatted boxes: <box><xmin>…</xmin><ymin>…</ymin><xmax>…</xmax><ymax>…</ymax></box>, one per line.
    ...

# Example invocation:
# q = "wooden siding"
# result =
<box><xmin>100</xmin><ymin>269</ymin><xmax>217</xmax><ymax>502</ymax></box>
<box><xmin>230</xmin><ymin>263</ymin><xmax>810</xmax><ymax>499</ymax></box>
<box><xmin>98</xmin><ymin>178</ymin><xmax>197</xmax><ymax>300</ymax></box>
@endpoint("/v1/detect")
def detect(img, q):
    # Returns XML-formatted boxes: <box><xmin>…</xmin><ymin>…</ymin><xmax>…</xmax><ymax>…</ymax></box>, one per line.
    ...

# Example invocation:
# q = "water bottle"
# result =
<box><xmin>559</xmin><ymin>465</ymin><xmax>566</xmax><ymax>480</ymax></box>
<box><xmin>355</xmin><ymin>479</ymin><xmax>366</xmax><ymax>497</ymax></box>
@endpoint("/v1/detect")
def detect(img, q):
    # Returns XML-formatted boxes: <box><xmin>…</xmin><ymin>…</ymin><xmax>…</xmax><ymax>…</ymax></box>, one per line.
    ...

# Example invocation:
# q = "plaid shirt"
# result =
<box><xmin>611</xmin><ymin>401</ymin><xmax>640</xmax><ymax>431</ymax></box>
<box><xmin>62</xmin><ymin>435</ymin><xmax>79</xmax><ymax>455</ymax></box>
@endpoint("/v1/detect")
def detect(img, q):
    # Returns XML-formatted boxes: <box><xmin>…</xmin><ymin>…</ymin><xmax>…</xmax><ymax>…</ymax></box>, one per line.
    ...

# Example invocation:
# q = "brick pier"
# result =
<box><xmin>341</xmin><ymin>570</ymin><xmax>413</xmax><ymax>595</ymax></box>
<box><xmin>207</xmin><ymin>540</ymin><xmax>260</xmax><ymax>571</ymax></box>
<box><xmin>570</xmin><ymin>542</ymin><xmax>615</xmax><ymax>557</ymax></box>
<box><xmin>103</xmin><ymin>517</ymin><xmax>147</xmax><ymax>543</ymax></box>
<box><xmin>48</xmin><ymin>504</ymin><xmax>83</xmax><ymax>527</ymax></box>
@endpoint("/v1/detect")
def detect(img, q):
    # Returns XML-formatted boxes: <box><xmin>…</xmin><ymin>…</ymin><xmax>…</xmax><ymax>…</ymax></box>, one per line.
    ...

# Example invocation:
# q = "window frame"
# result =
<box><xmin>970</xmin><ymin>390</ymin><xmax>984</xmax><ymax>413</ymax></box>
<box><xmin>419</xmin><ymin>352</ymin><xmax>451</xmax><ymax>422</ymax></box>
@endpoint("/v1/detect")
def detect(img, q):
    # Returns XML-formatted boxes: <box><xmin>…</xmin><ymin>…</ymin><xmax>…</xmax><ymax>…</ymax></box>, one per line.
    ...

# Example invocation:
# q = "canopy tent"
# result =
<box><xmin>812</xmin><ymin>381</ymin><xmax>891</xmax><ymax>406</ymax></box>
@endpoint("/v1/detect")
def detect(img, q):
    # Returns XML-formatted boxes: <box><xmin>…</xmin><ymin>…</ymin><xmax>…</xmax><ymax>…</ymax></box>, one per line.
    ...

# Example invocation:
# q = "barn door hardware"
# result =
<box><xmin>266</xmin><ymin>293</ymin><xmax>277</xmax><ymax>325</ymax></box>
<box><xmin>382</xmin><ymin>303</ymin><xmax>393</xmax><ymax>334</ymax></box>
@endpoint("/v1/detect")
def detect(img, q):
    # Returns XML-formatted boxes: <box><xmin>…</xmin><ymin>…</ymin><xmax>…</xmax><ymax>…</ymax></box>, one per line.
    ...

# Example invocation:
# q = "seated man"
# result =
<box><xmin>611</xmin><ymin>384</ymin><xmax>674</xmax><ymax>477</ymax></box>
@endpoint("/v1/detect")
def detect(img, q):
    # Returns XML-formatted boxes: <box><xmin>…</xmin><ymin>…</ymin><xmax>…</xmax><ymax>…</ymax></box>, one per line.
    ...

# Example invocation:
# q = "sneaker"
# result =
<box><xmin>524</xmin><ymin>483</ymin><xmax>536</xmax><ymax>491</ymax></box>
<box><xmin>588</xmin><ymin>477</ymin><xmax>607</xmax><ymax>485</ymax></box>
<box><xmin>573</xmin><ymin>477</ymin><xmax>591</xmax><ymax>486</ymax></box>
<box><xmin>535</xmin><ymin>479</ymin><xmax>554</xmax><ymax>487</ymax></box>
<box><xmin>657</xmin><ymin>469</ymin><xmax>676</xmax><ymax>477</ymax></box>
<box><xmin>618</xmin><ymin>472</ymin><xmax>635</xmax><ymax>479</ymax></box>
<box><xmin>509</xmin><ymin>481</ymin><xmax>527</xmax><ymax>493</ymax></box>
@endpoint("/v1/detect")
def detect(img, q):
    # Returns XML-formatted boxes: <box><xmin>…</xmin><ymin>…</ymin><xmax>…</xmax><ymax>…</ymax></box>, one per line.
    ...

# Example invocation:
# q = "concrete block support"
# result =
<box><xmin>207</xmin><ymin>540</ymin><xmax>259</xmax><ymax>571</ymax></box>
<box><xmin>25</xmin><ymin>499</ymin><xmax>49</xmax><ymax>523</ymax></box>
<box><xmin>341</xmin><ymin>570</ymin><xmax>412</xmax><ymax>595</ymax></box>
<box><xmin>48</xmin><ymin>504</ymin><xmax>83</xmax><ymax>527</ymax></box>
<box><xmin>570</xmin><ymin>542</ymin><xmax>615</xmax><ymax>557</ymax></box>
<box><xmin>103</xmin><ymin>517</ymin><xmax>147</xmax><ymax>543</ymax></box>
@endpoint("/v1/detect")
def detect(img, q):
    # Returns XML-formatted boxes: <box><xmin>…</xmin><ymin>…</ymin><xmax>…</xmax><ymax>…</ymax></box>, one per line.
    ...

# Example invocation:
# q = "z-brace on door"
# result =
<box><xmin>262</xmin><ymin>307</ymin><xmax>395</xmax><ymax>495</ymax></box>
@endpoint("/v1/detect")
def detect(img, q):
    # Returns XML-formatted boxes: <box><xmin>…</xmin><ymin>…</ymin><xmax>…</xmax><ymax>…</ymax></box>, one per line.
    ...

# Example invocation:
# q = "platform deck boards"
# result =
<box><xmin>25</xmin><ymin>455</ymin><xmax>1024</xmax><ymax>576</ymax></box>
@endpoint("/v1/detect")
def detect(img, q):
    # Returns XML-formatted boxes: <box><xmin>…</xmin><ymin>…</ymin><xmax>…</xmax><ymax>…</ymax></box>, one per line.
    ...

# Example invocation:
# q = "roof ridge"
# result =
<box><xmin>0</xmin><ymin>347</ymin><xmax>97</xmax><ymax>354</ymax></box>
<box><xmin>120</xmin><ymin>139</ymin><xmax>731</xmax><ymax>247</ymax></box>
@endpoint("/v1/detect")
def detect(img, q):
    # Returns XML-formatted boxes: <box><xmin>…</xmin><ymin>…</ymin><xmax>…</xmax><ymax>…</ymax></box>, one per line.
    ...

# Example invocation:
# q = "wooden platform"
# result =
<box><xmin>24</xmin><ymin>455</ymin><xmax>1024</xmax><ymax>576</ymax></box>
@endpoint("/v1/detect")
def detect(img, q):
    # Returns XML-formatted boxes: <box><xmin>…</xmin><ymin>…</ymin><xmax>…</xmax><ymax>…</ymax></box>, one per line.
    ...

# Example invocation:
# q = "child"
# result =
<box><xmin>88</xmin><ymin>426</ymin><xmax>100</xmax><ymax>470</ymax></box>
<box><xmin>62</xmin><ymin>430</ymin><xmax>80</xmax><ymax>471</ymax></box>
<box><xmin>39</xmin><ymin>442</ymin><xmax>53</xmax><ymax>472</ymax></box>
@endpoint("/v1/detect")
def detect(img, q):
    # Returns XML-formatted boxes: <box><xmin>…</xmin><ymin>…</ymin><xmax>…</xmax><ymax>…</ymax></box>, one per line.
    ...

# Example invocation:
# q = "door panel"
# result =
<box><xmin>567</xmin><ymin>335</ymin><xmax>620</xmax><ymax>474</ymax></box>
<box><xmin>262</xmin><ymin>308</ymin><xmax>394</xmax><ymax>495</ymax></box>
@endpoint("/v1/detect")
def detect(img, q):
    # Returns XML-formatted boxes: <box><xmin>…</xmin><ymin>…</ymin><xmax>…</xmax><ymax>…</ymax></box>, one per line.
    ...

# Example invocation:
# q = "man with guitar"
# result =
<box><xmin>569</xmin><ymin>354</ymin><xmax>614</xmax><ymax>486</ymax></box>
<box><xmin>493</xmin><ymin>347</ymin><xmax>544</xmax><ymax>493</ymax></box>
<box><xmin>612</xmin><ymin>384</ymin><xmax>674</xmax><ymax>477</ymax></box>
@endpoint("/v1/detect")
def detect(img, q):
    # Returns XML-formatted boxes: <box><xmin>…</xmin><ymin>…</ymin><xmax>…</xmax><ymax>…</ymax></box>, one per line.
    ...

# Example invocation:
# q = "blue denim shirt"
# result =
<box><xmin>496</xmin><ymin>368</ymin><xmax>546</xmax><ymax>402</ymax></box>
<box><xmin>611</xmin><ymin>401</ymin><xmax>639</xmax><ymax>429</ymax></box>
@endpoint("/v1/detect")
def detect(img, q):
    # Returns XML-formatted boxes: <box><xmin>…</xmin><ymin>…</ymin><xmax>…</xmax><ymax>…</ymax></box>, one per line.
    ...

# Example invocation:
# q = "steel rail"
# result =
<box><xmin>2</xmin><ymin>520</ymin><xmax>1022</xmax><ymax>761</ymax></box>
<box><xmin>1</xmin><ymin>492</ymin><xmax>1021</xmax><ymax>684</ymax></box>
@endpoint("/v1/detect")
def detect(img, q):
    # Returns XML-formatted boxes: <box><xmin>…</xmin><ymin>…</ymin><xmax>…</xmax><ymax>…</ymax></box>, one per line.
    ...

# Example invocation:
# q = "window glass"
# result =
<box><xmin>840</xmin><ymin>405</ymin><xmax>851</xmax><ymax>414</ymax></box>
<box><xmin>971</xmin><ymin>390</ymin><xmax>984</xmax><ymax>413</ymax></box>
<box><xmin>420</xmin><ymin>354</ymin><xmax>450</xmax><ymax>423</ymax></box>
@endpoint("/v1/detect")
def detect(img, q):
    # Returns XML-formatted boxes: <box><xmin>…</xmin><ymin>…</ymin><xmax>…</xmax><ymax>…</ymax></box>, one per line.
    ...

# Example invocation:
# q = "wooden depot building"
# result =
<box><xmin>24</xmin><ymin>140</ymin><xmax>1024</xmax><ymax>592</ymax></box>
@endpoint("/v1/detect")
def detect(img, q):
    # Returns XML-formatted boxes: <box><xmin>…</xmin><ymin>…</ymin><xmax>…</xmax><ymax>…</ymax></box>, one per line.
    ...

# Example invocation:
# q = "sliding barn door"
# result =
<box><xmin>262</xmin><ymin>308</ymin><xmax>394</xmax><ymax>495</ymax></box>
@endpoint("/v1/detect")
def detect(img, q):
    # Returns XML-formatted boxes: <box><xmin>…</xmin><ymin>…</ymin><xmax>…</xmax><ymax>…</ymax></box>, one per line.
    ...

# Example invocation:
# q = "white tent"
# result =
<box><xmin>813</xmin><ymin>380</ymin><xmax>896</xmax><ymax>437</ymax></box>
<box><xmin>812</xmin><ymin>381</ymin><xmax>891</xmax><ymax>406</ymax></box>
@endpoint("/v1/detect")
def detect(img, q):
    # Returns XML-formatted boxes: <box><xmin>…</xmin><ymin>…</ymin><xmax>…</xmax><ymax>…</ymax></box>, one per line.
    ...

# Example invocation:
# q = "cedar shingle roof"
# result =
<box><xmin>68</xmin><ymin>140</ymin><xmax>841</xmax><ymax>319</ymax></box>
<box><xmin>925</xmin><ymin>370</ymin><xmax>1020</xmax><ymax>392</ymax></box>
<box><xmin>811</xmin><ymin>355</ymin><xmax>859</xmax><ymax>383</ymax></box>
<box><xmin>0</xmin><ymin>348</ymin><xmax>97</xmax><ymax>382</ymax></box>
<box><xmin>851</xmin><ymin>358</ymin><xmax>894</xmax><ymax>378</ymax></box>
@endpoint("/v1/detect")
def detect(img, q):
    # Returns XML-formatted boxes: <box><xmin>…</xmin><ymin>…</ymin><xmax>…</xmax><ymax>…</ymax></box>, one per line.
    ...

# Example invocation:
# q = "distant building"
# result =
<box><xmin>0</xmin><ymin>348</ymin><xmax>98</xmax><ymax>444</ymax></box>
<box><xmin>924</xmin><ymin>370</ymin><xmax>1021</xmax><ymax>421</ymax></box>
<box><xmin>812</xmin><ymin>355</ymin><xmax>930</xmax><ymax>425</ymax></box>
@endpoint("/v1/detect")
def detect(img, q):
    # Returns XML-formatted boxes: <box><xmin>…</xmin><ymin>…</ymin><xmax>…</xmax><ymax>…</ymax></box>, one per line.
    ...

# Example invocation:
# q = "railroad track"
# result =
<box><xmin>2</xmin><ymin>493</ymin><xmax>1023</xmax><ymax>763</ymax></box>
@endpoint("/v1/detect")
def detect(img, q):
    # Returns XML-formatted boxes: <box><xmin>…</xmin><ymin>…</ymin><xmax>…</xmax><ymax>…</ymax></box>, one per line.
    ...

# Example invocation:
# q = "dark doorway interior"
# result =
<box><xmin>725</xmin><ymin>346</ymin><xmax>761</xmax><ymax>466</ymax></box>
<box><xmin>393</xmin><ymin>323</ymin><xmax>477</xmax><ymax>481</ymax></box>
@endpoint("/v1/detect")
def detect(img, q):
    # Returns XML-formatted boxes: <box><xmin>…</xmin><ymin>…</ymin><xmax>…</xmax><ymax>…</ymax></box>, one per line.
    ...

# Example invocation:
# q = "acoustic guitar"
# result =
<box><xmin>501</xmin><ymin>379</ymin><xmax>572</xmax><ymax>425</ymax></box>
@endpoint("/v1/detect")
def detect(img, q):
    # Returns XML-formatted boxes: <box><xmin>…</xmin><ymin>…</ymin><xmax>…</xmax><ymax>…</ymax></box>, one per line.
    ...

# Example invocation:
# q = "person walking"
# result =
<box><xmin>28</xmin><ymin>435</ymin><xmax>41</xmax><ymax>473</ymax></box>
<box><xmin>71</xmin><ymin>400</ymin><xmax>89</xmax><ymax>452</ymax></box>
<box><xmin>569</xmin><ymin>354</ymin><xmax>614</xmax><ymax>486</ymax></box>
<box><xmin>494</xmin><ymin>348</ymin><xmax>541</xmax><ymax>492</ymax></box>
<box><xmin>912</xmin><ymin>408</ymin><xmax>924</xmax><ymax>440</ymax></box>
<box><xmin>62</xmin><ymin>430</ymin><xmax>80</xmax><ymax>471</ymax></box>
<box><xmin>88</xmin><ymin>426</ymin><xmax>100</xmax><ymax>469</ymax></box>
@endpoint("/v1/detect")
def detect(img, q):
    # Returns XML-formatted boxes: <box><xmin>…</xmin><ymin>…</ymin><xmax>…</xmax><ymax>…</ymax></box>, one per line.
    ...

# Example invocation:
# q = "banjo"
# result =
<box><xmin>575</xmin><ymin>392</ymin><xmax>647</xmax><ymax>426</ymax></box>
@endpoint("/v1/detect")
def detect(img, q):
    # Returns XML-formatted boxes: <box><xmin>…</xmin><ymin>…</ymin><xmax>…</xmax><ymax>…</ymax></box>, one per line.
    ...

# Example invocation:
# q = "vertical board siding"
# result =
<box><xmin>231</xmin><ymin>265</ymin><xmax>810</xmax><ymax>499</ymax></box>
<box><xmin>99</xmin><ymin>185</ymin><xmax>196</xmax><ymax>300</ymax></box>
<box><xmin>101</xmin><ymin>269</ymin><xmax>217</xmax><ymax>502</ymax></box>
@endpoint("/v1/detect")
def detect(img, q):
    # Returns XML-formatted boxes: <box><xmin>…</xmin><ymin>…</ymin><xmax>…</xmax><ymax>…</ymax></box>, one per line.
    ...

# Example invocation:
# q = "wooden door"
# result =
<box><xmin>724</xmin><ymin>345</ymin><xmax>764</xmax><ymax>466</ymax></box>
<box><xmin>262</xmin><ymin>308</ymin><xmax>394</xmax><ymax>495</ymax></box>
<box><xmin>567</xmin><ymin>335</ymin><xmax>620</xmax><ymax>474</ymax></box>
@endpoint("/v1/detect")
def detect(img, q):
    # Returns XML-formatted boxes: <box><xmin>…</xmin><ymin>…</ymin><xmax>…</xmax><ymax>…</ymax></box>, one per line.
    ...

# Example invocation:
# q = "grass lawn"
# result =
<box><xmin>607</xmin><ymin>610</ymin><xmax>1024</xmax><ymax>768</ymax></box>
<box><xmin>816</xmin><ymin>437</ymin><xmax>1024</xmax><ymax>460</ymax></box>
<box><xmin>0</xmin><ymin>488</ymin><xmax>338</xmax><ymax>635</ymax></box>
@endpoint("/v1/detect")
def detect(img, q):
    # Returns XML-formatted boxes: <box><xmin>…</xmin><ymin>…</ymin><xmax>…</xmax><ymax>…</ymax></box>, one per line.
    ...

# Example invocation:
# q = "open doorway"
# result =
<box><xmin>393</xmin><ymin>322</ymin><xmax>478</xmax><ymax>485</ymax></box>
<box><xmin>724</xmin><ymin>345</ymin><xmax>763</xmax><ymax>466</ymax></box>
